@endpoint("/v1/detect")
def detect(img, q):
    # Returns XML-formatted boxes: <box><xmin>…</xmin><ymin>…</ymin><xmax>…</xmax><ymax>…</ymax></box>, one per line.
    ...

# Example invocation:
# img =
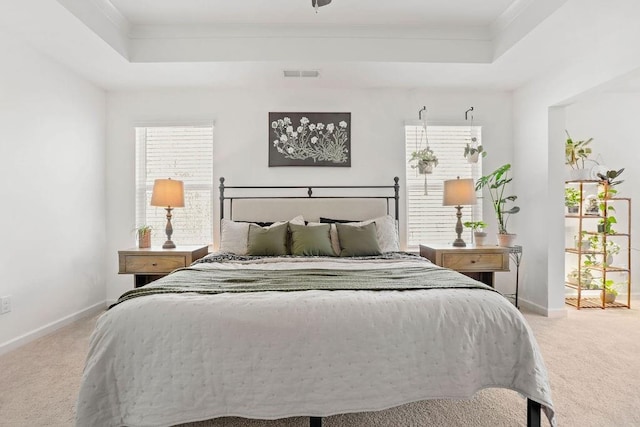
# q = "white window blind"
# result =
<box><xmin>405</xmin><ymin>125</ymin><xmax>483</xmax><ymax>248</ymax></box>
<box><xmin>135</xmin><ymin>125</ymin><xmax>214</xmax><ymax>246</ymax></box>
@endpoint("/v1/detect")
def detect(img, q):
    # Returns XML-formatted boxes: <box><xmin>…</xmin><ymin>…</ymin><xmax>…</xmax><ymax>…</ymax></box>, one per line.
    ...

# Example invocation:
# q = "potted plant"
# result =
<box><xmin>586</xmin><ymin>236</ymin><xmax>620</xmax><ymax>266</ymax></box>
<box><xmin>566</xmin><ymin>267</ymin><xmax>595</xmax><ymax>288</ymax></box>
<box><xmin>565</xmin><ymin>187</ymin><xmax>581</xmax><ymax>214</ymax></box>
<box><xmin>597</xmin><ymin>168</ymin><xmax>624</xmax><ymax>199</ymax></box>
<box><xmin>463</xmin><ymin>143</ymin><xmax>486</xmax><ymax>163</ymax></box>
<box><xmin>409</xmin><ymin>148</ymin><xmax>439</xmax><ymax>174</ymax></box>
<box><xmin>475</xmin><ymin>163</ymin><xmax>520</xmax><ymax>247</ymax></box>
<box><xmin>575</xmin><ymin>232</ymin><xmax>591</xmax><ymax>252</ymax></box>
<box><xmin>597</xmin><ymin>197</ymin><xmax>616</xmax><ymax>232</ymax></box>
<box><xmin>565</xmin><ymin>131</ymin><xmax>593</xmax><ymax>181</ymax></box>
<box><xmin>136</xmin><ymin>225</ymin><xmax>152</xmax><ymax>248</ymax></box>
<box><xmin>600</xmin><ymin>278</ymin><xmax>620</xmax><ymax>304</ymax></box>
<box><xmin>463</xmin><ymin>220</ymin><xmax>488</xmax><ymax>246</ymax></box>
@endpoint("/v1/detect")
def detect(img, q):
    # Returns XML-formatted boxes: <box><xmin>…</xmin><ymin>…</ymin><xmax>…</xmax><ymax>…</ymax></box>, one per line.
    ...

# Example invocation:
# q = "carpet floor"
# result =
<box><xmin>1</xmin><ymin>303</ymin><xmax>639</xmax><ymax>427</ymax></box>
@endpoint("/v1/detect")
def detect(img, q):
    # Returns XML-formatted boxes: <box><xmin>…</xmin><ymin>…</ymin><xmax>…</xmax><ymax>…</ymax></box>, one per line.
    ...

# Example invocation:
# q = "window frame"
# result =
<box><xmin>404</xmin><ymin>121</ymin><xmax>484</xmax><ymax>250</ymax></box>
<box><xmin>134</xmin><ymin>122</ymin><xmax>215</xmax><ymax>247</ymax></box>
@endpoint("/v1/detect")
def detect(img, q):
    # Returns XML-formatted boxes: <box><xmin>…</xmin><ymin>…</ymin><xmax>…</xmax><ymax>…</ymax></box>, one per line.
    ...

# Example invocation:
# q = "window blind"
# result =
<box><xmin>135</xmin><ymin>125</ymin><xmax>214</xmax><ymax>246</ymax></box>
<box><xmin>405</xmin><ymin>125</ymin><xmax>483</xmax><ymax>248</ymax></box>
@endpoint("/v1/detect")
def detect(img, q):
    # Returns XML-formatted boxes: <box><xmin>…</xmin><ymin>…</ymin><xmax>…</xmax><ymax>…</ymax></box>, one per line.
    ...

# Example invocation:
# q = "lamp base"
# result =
<box><xmin>452</xmin><ymin>238</ymin><xmax>467</xmax><ymax>247</ymax></box>
<box><xmin>162</xmin><ymin>240</ymin><xmax>176</xmax><ymax>249</ymax></box>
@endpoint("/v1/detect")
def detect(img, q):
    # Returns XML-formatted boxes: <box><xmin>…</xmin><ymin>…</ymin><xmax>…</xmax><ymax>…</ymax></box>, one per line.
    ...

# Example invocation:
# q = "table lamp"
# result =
<box><xmin>150</xmin><ymin>178</ymin><xmax>185</xmax><ymax>249</ymax></box>
<box><xmin>443</xmin><ymin>177</ymin><xmax>477</xmax><ymax>247</ymax></box>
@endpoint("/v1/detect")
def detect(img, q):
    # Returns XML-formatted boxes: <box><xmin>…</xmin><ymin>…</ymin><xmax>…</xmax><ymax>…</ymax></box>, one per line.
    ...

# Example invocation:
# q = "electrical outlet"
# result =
<box><xmin>0</xmin><ymin>296</ymin><xmax>11</xmax><ymax>314</ymax></box>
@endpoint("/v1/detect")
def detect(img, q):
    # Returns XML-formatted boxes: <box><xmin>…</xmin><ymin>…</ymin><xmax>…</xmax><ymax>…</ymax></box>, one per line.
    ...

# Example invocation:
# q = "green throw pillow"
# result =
<box><xmin>247</xmin><ymin>222</ymin><xmax>288</xmax><ymax>256</ymax></box>
<box><xmin>336</xmin><ymin>222</ymin><xmax>382</xmax><ymax>257</ymax></box>
<box><xmin>289</xmin><ymin>223</ymin><xmax>335</xmax><ymax>256</ymax></box>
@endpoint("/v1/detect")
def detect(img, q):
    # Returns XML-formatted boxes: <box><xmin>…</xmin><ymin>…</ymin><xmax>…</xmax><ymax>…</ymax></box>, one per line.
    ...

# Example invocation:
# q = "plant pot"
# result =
<box><xmin>567</xmin><ymin>205</ymin><xmax>580</xmax><ymax>214</ymax></box>
<box><xmin>466</xmin><ymin>152</ymin><xmax>480</xmax><ymax>164</ymax></box>
<box><xmin>474</xmin><ymin>231</ymin><xmax>487</xmax><ymax>246</ymax></box>
<box><xmin>566</xmin><ymin>270</ymin><xmax>593</xmax><ymax>287</ymax></box>
<box><xmin>567</xmin><ymin>169</ymin><xmax>591</xmax><ymax>181</ymax></box>
<box><xmin>574</xmin><ymin>237</ymin><xmax>590</xmax><ymax>252</ymax></box>
<box><xmin>418</xmin><ymin>160</ymin><xmax>433</xmax><ymax>174</ymax></box>
<box><xmin>496</xmin><ymin>233</ymin><xmax>516</xmax><ymax>247</ymax></box>
<box><xmin>138</xmin><ymin>232</ymin><xmax>151</xmax><ymax>248</ymax></box>
<box><xmin>601</xmin><ymin>292</ymin><xmax>616</xmax><ymax>304</ymax></box>
<box><xmin>606</xmin><ymin>254</ymin><xmax>613</xmax><ymax>266</ymax></box>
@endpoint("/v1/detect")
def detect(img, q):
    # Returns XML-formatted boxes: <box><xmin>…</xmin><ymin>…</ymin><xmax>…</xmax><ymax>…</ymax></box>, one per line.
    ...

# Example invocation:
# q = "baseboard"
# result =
<box><xmin>519</xmin><ymin>298</ymin><xmax>567</xmax><ymax>318</ymax></box>
<box><xmin>0</xmin><ymin>301</ymin><xmax>107</xmax><ymax>356</ymax></box>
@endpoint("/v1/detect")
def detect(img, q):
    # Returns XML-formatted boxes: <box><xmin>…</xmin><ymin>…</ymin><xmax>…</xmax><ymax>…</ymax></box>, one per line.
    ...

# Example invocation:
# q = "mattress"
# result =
<box><xmin>76</xmin><ymin>253</ymin><xmax>555</xmax><ymax>426</ymax></box>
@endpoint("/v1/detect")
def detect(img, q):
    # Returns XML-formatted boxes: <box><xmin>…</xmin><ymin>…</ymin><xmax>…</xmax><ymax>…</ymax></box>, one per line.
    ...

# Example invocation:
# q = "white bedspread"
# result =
<box><xmin>76</xmin><ymin>256</ymin><xmax>555</xmax><ymax>426</ymax></box>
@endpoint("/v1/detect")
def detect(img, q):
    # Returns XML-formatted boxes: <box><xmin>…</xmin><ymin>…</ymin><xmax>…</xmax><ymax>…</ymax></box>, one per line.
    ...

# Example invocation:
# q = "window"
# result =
<box><xmin>405</xmin><ymin>125</ymin><xmax>483</xmax><ymax>248</ymax></box>
<box><xmin>135</xmin><ymin>125</ymin><xmax>214</xmax><ymax>246</ymax></box>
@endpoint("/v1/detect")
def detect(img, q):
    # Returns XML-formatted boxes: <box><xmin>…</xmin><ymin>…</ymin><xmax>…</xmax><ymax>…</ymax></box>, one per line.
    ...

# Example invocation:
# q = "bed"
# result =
<box><xmin>76</xmin><ymin>178</ymin><xmax>555</xmax><ymax>427</ymax></box>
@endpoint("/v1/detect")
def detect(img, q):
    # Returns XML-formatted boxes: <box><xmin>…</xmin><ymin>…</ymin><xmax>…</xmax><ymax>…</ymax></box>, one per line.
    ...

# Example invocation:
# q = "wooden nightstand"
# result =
<box><xmin>419</xmin><ymin>243</ymin><xmax>510</xmax><ymax>287</ymax></box>
<box><xmin>118</xmin><ymin>245</ymin><xmax>209</xmax><ymax>288</ymax></box>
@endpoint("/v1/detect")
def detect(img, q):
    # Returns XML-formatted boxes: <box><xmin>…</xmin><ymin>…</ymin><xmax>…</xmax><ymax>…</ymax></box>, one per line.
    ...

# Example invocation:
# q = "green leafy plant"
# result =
<box><xmin>600</xmin><ymin>278</ymin><xmax>620</xmax><ymax>297</ymax></box>
<box><xmin>597</xmin><ymin>168</ymin><xmax>624</xmax><ymax>187</ymax></box>
<box><xmin>564</xmin><ymin>131</ymin><xmax>593</xmax><ymax>170</ymax></box>
<box><xmin>567</xmin><ymin>267</ymin><xmax>596</xmax><ymax>289</ymax></box>
<box><xmin>463</xmin><ymin>144</ymin><xmax>486</xmax><ymax>160</ymax></box>
<box><xmin>597</xmin><ymin>168</ymin><xmax>624</xmax><ymax>199</ymax></box>
<box><xmin>463</xmin><ymin>220</ymin><xmax>487</xmax><ymax>231</ymax></box>
<box><xmin>475</xmin><ymin>163</ymin><xmax>520</xmax><ymax>234</ymax></box>
<box><xmin>585</xmin><ymin>235</ymin><xmax>620</xmax><ymax>266</ymax></box>
<box><xmin>598</xmin><ymin>215</ymin><xmax>617</xmax><ymax>234</ymax></box>
<box><xmin>409</xmin><ymin>148</ymin><xmax>439</xmax><ymax>167</ymax></box>
<box><xmin>565</xmin><ymin>187</ymin><xmax>581</xmax><ymax>207</ymax></box>
<box><xmin>136</xmin><ymin>225</ymin><xmax>152</xmax><ymax>238</ymax></box>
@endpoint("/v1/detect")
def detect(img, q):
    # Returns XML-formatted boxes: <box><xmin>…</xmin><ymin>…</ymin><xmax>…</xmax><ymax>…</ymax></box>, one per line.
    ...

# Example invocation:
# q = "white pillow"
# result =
<box><xmin>219</xmin><ymin>216</ymin><xmax>305</xmax><ymax>255</ymax></box>
<box><xmin>219</xmin><ymin>219</ymin><xmax>250</xmax><ymax>255</ymax></box>
<box><xmin>370</xmin><ymin>215</ymin><xmax>400</xmax><ymax>252</ymax></box>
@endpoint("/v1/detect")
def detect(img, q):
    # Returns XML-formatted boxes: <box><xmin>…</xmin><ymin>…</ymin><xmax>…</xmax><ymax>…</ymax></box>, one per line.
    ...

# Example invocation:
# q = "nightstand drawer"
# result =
<box><xmin>123</xmin><ymin>255</ymin><xmax>186</xmax><ymax>274</ymax></box>
<box><xmin>441</xmin><ymin>253</ymin><xmax>505</xmax><ymax>272</ymax></box>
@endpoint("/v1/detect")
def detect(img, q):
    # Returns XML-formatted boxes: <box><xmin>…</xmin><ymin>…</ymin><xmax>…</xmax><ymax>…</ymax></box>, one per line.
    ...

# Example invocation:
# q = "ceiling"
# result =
<box><xmin>0</xmin><ymin>0</ymin><xmax>578</xmax><ymax>91</ymax></box>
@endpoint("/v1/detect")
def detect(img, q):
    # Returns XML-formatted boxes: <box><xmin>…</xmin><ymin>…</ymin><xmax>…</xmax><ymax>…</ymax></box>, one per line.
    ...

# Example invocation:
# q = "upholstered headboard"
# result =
<box><xmin>218</xmin><ymin>177</ymin><xmax>400</xmax><ymax>223</ymax></box>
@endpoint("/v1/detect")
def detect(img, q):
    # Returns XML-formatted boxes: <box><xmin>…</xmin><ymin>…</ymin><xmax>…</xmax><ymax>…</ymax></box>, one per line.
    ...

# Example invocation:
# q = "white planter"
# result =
<box><xmin>466</xmin><ymin>152</ymin><xmax>479</xmax><ymax>163</ymax></box>
<box><xmin>497</xmin><ymin>233</ymin><xmax>516</xmax><ymax>247</ymax></box>
<box><xmin>567</xmin><ymin>169</ymin><xmax>591</xmax><ymax>181</ymax></box>
<box><xmin>417</xmin><ymin>161</ymin><xmax>434</xmax><ymax>174</ymax></box>
<box><xmin>474</xmin><ymin>231</ymin><xmax>487</xmax><ymax>246</ymax></box>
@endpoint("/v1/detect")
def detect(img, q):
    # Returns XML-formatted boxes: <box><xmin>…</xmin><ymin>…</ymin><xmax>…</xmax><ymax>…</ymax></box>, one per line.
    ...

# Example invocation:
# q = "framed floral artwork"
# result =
<box><xmin>269</xmin><ymin>112</ymin><xmax>351</xmax><ymax>167</ymax></box>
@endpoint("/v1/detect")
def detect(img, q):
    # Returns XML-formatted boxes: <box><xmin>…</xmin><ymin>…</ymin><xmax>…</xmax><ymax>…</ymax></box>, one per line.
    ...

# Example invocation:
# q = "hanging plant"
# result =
<box><xmin>463</xmin><ymin>106</ymin><xmax>486</xmax><ymax>163</ymax></box>
<box><xmin>463</xmin><ymin>142</ymin><xmax>486</xmax><ymax>163</ymax></box>
<box><xmin>409</xmin><ymin>148</ymin><xmax>438</xmax><ymax>175</ymax></box>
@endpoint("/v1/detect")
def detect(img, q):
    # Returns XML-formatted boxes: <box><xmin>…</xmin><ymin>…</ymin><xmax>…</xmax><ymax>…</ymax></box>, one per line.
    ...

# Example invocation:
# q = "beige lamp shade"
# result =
<box><xmin>151</xmin><ymin>178</ymin><xmax>185</xmax><ymax>208</ymax></box>
<box><xmin>443</xmin><ymin>178</ymin><xmax>477</xmax><ymax>206</ymax></box>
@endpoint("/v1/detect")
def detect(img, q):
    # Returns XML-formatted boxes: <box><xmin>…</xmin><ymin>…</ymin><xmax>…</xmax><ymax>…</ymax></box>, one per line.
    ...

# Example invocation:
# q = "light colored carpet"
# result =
<box><xmin>2</xmin><ymin>304</ymin><xmax>640</xmax><ymax>427</ymax></box>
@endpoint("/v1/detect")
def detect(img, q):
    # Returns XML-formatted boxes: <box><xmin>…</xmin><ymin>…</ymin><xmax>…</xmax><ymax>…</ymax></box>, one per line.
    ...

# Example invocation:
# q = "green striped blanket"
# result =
<box><xmin>111</xmin><ymin>256</ymin><xmax>494</xmax><ymax>308</ymax></box>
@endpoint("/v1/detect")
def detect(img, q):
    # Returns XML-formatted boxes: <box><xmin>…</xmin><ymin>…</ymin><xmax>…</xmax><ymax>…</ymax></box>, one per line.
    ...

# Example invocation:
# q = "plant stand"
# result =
<box><xmin>564</xmin><ymin>180</ymin><xmax>632</xmax><ymax>309</ymax></box>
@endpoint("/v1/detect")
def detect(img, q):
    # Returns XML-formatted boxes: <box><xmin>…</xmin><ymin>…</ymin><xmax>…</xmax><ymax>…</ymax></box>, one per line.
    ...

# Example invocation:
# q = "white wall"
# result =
<box><xmin>0</xmin><ymin>32</ymin><xmax>107</xmax><ymax>352</ymax></box>
<box><xmin>565</xmin><ymin>93</ymin><xmax>639</xmax><ymax>291</ymax></box>
<box><xmin>512</xmin><ymin>0</ymin><xmax>640</xmax><ymax>315</ymax></box>
<box><xmin>106</xmin><ymin>88</ymin><xmax>513</xmax><ymax>301</ymax></box>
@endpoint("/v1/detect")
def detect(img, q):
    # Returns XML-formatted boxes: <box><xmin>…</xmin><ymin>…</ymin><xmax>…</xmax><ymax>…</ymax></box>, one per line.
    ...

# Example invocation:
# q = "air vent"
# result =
<box><xmin>283</xmin><ymin>70</ymin><xmax>320</xmax><ymax>78</ymax></box>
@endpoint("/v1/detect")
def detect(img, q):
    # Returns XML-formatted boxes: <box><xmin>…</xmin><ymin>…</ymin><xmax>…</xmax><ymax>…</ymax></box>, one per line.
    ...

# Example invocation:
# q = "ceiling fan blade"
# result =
<box><xmin>312</xmin><ymin>0</ymin><xmax>332</xmax><ymax>8</ymax></box>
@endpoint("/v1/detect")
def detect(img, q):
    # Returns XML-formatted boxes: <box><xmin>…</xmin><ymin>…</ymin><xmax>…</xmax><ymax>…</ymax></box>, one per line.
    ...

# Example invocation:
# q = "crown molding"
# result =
<box><xmin>129</xmin><ymin>23</ymin><xmax>491</xmax><ymax>41</ymax></box>
<box><xmin>90</xmin><ymin>0</ymin><xmax>131</xmax><ymax>34</ymax></box>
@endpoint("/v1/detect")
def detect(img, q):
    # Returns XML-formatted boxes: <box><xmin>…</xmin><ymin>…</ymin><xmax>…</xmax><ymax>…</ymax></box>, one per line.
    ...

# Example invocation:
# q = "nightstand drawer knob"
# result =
<box><xmin>152</xmin><ymin>263</ymin><xmax>158</xmax><ymax>266</ymax></box>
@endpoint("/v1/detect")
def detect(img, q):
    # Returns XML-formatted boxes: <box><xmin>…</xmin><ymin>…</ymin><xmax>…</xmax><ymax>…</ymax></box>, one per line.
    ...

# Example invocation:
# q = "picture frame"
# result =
<box><xmin>268</xmin><ymin>112</ymin><xmax>351</xmax><ymax>167</ymax></box>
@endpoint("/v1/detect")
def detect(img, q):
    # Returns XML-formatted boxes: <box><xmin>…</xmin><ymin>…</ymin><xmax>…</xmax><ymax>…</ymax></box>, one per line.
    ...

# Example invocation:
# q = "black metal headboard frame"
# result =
<box><xmin>219</xmin><ymin>177</ymin><xmax>400</xmax><ymax>222</ymax></box>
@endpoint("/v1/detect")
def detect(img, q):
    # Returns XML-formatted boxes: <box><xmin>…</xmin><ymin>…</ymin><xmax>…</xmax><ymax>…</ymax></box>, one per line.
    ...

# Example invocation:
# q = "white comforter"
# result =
<box><xmin>76</xmin><ymin>256</ymin><xmax>555</xmax><ymax>426</ymax></box>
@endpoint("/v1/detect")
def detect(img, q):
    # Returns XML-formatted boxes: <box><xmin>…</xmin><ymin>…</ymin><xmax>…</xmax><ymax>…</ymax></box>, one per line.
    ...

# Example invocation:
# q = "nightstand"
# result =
<box><xmin>419</xmin><ymin>243</ymin><xmax>510</xmax><ymax>287</ymax></box>
<box><xmin>118</xmin><ymin>245</ymin><xmax>209</xmax><ymax>288</ymax></box>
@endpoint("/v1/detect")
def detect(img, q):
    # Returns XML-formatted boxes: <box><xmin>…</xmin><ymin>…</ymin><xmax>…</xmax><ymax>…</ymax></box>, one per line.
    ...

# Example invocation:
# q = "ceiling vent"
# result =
<box><xmin>283</xmin><ymin>70</ymin><xmax>320</xmax><ymax>78</ymax></box>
